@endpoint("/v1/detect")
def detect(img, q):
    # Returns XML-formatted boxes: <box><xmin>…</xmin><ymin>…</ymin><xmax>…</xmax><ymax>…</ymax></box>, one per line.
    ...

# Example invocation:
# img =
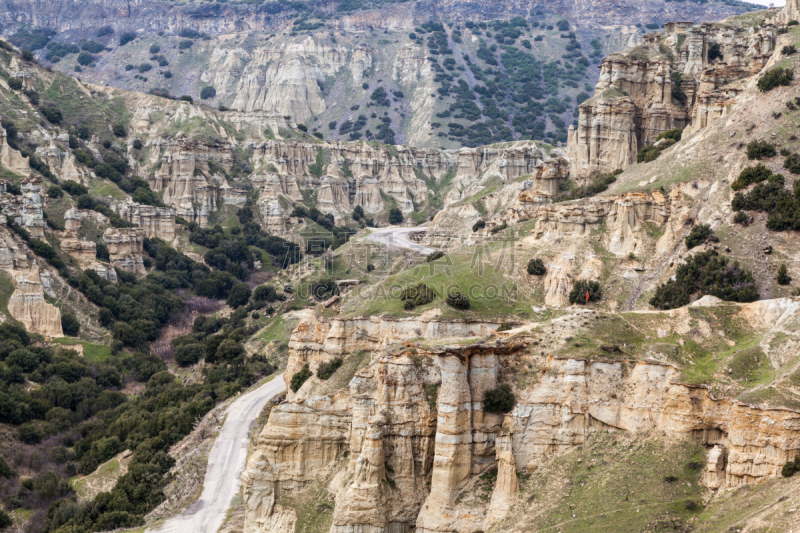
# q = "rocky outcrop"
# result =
<box><xmin>0</xmin><ymin>224</ymin><xmax>29</xmax><ymax>270</ymax></box>
<box><xmin>103</xmin><ymin>228</ymin><xmax>145</xmax><ymax>274</ymax></box>
<box><xmin>20</xmin><ymin>175</ymin><xmax>45</xmax><ymax>238</ymax></box>
<box><xmin>148</xmin><ymin>140</ymin><xmax>231</xmax><ymax>226</ymax></box>
<box><xmin>244</xmin><ymin>308</ymin><xmax>800</xmax><ymax>533</ymax></box>
<box><xmin>8</xmin><ymin>264</ymin><xmax>62</xmax><ymax>337</ymax></box>
<box><xmin>111</xmin><ymin>198</ymin><xmax>176</xmax><ymax>241</ymax></box>
<box><xmin>35</xmin><ymin>137</ymin><xmax>88</xmax><ymax>183</ymax></box>
<box><xmin>57</xmin><ymin>232</ymin><xmax>96</xmax><ymax>265</ymax></box>
<box><xmin>568</xmin><ymin>20</ymin><xmax>777</xmax><ymax>178</ymax></box>
<box><xmin>0</xmin><ymin>125</ymin><xmax>29</xmax><ymax>175</ymax></box>
<box><xmin>774</xmin><ymin>0</ymin><xmax>800</xmax><ymax>24</ymax></box>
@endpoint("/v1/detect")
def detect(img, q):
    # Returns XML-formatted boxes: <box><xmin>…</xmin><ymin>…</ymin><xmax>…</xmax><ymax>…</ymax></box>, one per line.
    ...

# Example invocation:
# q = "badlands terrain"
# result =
<box><xmin>0</xmin><ymin>0</ymin><xmax>793</xmax><ymax>532</ymax></box>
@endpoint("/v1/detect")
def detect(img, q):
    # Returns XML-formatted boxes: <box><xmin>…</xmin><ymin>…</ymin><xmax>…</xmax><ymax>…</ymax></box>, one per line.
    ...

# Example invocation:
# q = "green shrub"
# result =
<box><xmin>757</xmin><ymin>67</ymin><xmax>793</xmax><ymax>92</ymax></box>
<box><xmin>527</xmin><ymin>258</ymin><xmax>546</xmax><ymax>275</ymax></box>
<box><xmin>785</xmin><ymin>153</ymin><xmax>800</xmax><ymax>174</ymax></box>
<box><xmin>732</xmin><ymin>165</ymin><xmax>774</xmax><ymax>190</ymax></box>
<box><xmin>747</xmin><ymin>140</ymin><xmax>776</xmax><ymax>160</ymax></box>
<box><xmin>554</xmin><ymin>170</ymin><xmax>621</xmax><ymax>202</ymax></box>
<box><xmin>226</xmin><ymin>283</ymin><xmax>252</xmax><ymax>308</ymax></box>
<box><xmin>311</xmin><ymin>278</ymin><xmax>338</xmax><ymax>301</ymax></box>
<box><xmin>317</xmin><ymin>357</ymin><xmax>343</xmax><ymax>380</ymax></box>
<box><xmin>133</xmin><ymin>139</ymin><xmax>143</xmax><ymax>150</ymax></box>
<box><xmin>637</xmin><ymin>139</ymin><xmax>676</xmax><ymax>163</ymax></box>
<box><xmin>568</xmin><ymin>280</ymin><xmax>602</xmax><ymax>305</ymax></box>
<box><xmin>119</xmin><ymin>32</ymin><xmax>135</xmax><ymax>46</ymax></box>
<box><xmin>18</xmin><ymin>423</ymin><xmax>44</xmax><ymax>444</ymax></box>
<box><xmin>253</xmin><ymin>285</ymin><xmax>280</xmax><ymax>302</ymax></box>
<box><xmin>685</xmin><ymin>224</ymin><xmax>713</xmax><ymax>249</ymax></box>
<box><xmin>0</xmin><ymin>510</ymin><xmax>10</xmax><ymax>528</ymax></box>
<box><xmin>733</xmin><ymin>211</ymin><xmax>749</xmax><ymax>225</ymax></box>
<box><xmin>7</xmin><ymin>77</ymin><xmax>22</xmax><ymax>90</ymax></box>
<box><xmin>61</xmin><ymin>312</ymin><xmax>80</xmax><ymax>336</ymax></box>
<box><xmin>112</xmin><ymin>124</ymin><xmax>126</xmax><ymax>137</ymax></box>
<box><xmin>389</xmin><ymin>207</ymin><xmax>404</xmax><ymax>224</ymax></box>
<box><xmin>446</xmin><ymin>291</ymin><xmax>470</xmax><ymax>310</ymax></box>
<box><xmin>175</xmin><ymin>343</ymin><xmax>204</xmax><ymax>366</ymax></box>
<box><xmin>472</xmin><ymin>219</ymin><xmax>486</xmax><ymax>232</ymax></box>
<box><xmin>427</xmin><ymin>251</ymin><xmax>445</xmax><ymax>262</ymax></box>
<box><xmin>76</xmin><ymin>51</ymin><xmax>95</xmax><ymax>66</ymax></box>
<box><xmin>47</xmin><ymin>185</ymin><xmax>63</xmax><ymax>198</ymax></box>
<box><xmin>41</xmin><ymin>106</ymin><xmax>63</xmax><ymax>124</ymax></box>
<box><xmin>149</xmin><ymin>44</ymin><xmax>160</xmax><ymax>54</ymax></box>
<box><xmin>783</xmin><ymin>44</ymin><xmax>797</xmax><ymax>56</ymax></box>
<box><xmin>399</xmin><ymin>283</ymin><xmax>436</xmax><ymax>308</ymax></box>
<box><xmin>782</xmin><ymin>455</ymin><xmax>800</xmax><ymax>477</ymax></box>
<box><xmin>0</xmin><ymin>456</ymin><xmax>16</xmax><ymax>478</ymax></box>
<box><xmin>790</xmin><ymin>20</ymin><xmax>800</xmax><ymax>26</ymax></box>
<box><xmin>290</xmin><ymin>363</ymin><xmax>312</xmax><ymax>392</ymax></box>
<box><xmin>490</xmin><ymin>222</ymin><xmax>507</xmax><ymax>234</ymax></box>
<box><xmin>656</xmin><ymin>128</ymin><xmax>682</xmax><ymax>142</ymax></box>
<box><xmin>649</xmin><ymin>250</ymin><xmax>758</xmax><ymax>309</ymax></box>
<box><xmin>180</xmin><ymin>95</ymin><xmax>193</xmax><ymax>103</ymax></box>
<box><xmin>484</xmin><ymin>384</ymin><xmax>515</xmax><ymax>413</ymax></box>
<box><xmin>200</xmin><ymin>86</ymin><xmax>217</xmax><ymax>100</ymax></box>
<box><xmin>777</xmin><ymin>263</ymin><xmax>792</xmax><ymax>285</ymax></box>
<box><xmin>732</xmin><ymin>175</ymin><xmax>800</xmax><ymax>232</ymax></box>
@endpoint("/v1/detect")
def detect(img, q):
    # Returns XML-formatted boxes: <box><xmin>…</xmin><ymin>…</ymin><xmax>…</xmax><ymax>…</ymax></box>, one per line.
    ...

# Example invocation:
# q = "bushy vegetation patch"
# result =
<box><xmin>317</xmin><ymin>358</ymin><xmax>343</xmax><ymax>380</ymax></box>
<box><xmin>731</xmin><ymin>170</ymin><xmax>800</xmax><ymax>232</ymax></box>
<box><xmin>685</xmin><ymin>224</ymin><xmax>714</xmax><ymax>249</ymax></box>
<box><xmin>568</xmin><ymin>280</ymin><xmax>602</xmax><ymax>305</ymax></box>
<box><xmin>483</xmin><ymin>384</ymin><xmax>515</xmax><ymax>413</ymax></box>
<box><xmin>746</xmin><ymin>140</ymin><xmax>776</xmax><ymax>160</ymax></box>
<box><xmin>290</xmin><ymin>363</ymin><xmax>312</xmax><ymax>392</ymax></box>
<box><xmin>649</xmin><ymin>251</ymin><xmax>758</xmax><ymax>309</ymax></box>
<box><xmin>527</xmin><ymin>258</ymin><xmax>546</xmax><ymax>275</ymax></box>
<box><xmin>445</xmin><ymin>291</ymin><xmax>470</xmax><ymax>310</ymax></box>
<box><xmin>757</xmin><ymin>67</ymin><xmax>793</xmax><ymax>92</ymax></box>
<box><xmin>554</xmin><ymin>169</ymin><xmax>621</xmax><ymax>202</ymax></box>
<box><xmin>399</xmin><ymin>283</ymin><xmax>436</xmax><ymax>309</ymax></box>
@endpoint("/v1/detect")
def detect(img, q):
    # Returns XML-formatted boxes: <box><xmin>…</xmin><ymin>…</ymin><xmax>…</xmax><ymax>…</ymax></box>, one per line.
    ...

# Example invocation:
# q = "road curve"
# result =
<box><xmin>148</xmin><ymin>374</ymin><xmax>285</xmax><ymax>533</ymax></box>
<box><xmin>365</xmin><ymin>227</ymin><xmax>436</xmax><ymax>255</ymax></box>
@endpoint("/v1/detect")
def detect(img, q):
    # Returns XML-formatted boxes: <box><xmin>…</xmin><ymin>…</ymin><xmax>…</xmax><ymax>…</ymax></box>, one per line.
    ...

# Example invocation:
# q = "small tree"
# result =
<box><xmin>746</xmin><ymin>140</ymin><xmax>776</xmax><ymax>160</ymax></box>
<box><xmin>149</xmin><ymin>44</ymin><xmax>160</xmax><ymax>54</ymax></box>
<box><xmin>175</xmin><ymin>343</ymin><xmax>204</xmax><ymax>366</ymax></box>
<box><xmin>484</xmin><ymin>384</ymin><xmax>515</xmax><ymax>413</ymax></box>
<box><xmin>777</xmin><ymin>263</ymin><xmax>792</xmax><ymax>285</ymax></box>
<box><xmin>446</xmin><ymin>291</ymin><xmax>470</xmax><ymax>310</ymax></box>
<box><xmin>226</xmin><ymin>283</ymin><xmax>252</xmax><ymax>308</ymax></box>
<box><xmin>389</xmin><ymin>207</ymin><xmax>404</xmax><ymax>224</ymax></box>
<box><xmin>290</xmin><ymin>363</ymin><xmax>312</xmax><ymax>392</ymax></box>
<box><xmin>733</xmin><ymin>211</ymin><xmax>749</xmax><ymax>226</ymax></box>
<box><xmin>685</xmin><ymin>224</ymin><xmax>713</xmax><ymax>249</ymax></box>
<box><xmin>757</xmin><ymin>67</ymin><xmax>793</xmax><ymax>92</ymax></box>
<box><xmin>569</xmin><ymin>280</ymin><xmax>602</xmax><ymax>305</ymax></box>
<box><xmin>47</xmin><ymin>185</ymin><xmax>63</xmax><ymax>198</ymax></box>
<box><xmin>317</xmin><ymin>357</ymin><xmax>343</xmax><ymax>380</ymax></box>
<box><xmin>472</xmin><ymin>219</ymin><xmax>486</xmax><ymax>232</ymax></box>
<box><xmin>200</xmin><ymin>86</ymin><xmax>217</xmax><ymax>100</ymax></box>
<box><xmin>119</xmin><ymin>32</ymin><xmax>136</xmax><ymax>46</ymax></box>
<box><xmin>112</xmin><ymin>124</ymin><xmax>126</xmax><ymax>137</ymax></box>
<box><xmin>527</xmin><ymin>258</ymin><xmax>546</xmax><ymax>276</ymax></box>
<box><xmin>61</xmin><ymin>312</ymin><xmax>80</xmax><ymax>336</ymax></box>
<box><xmin>77</xmin><ymin>51</ymin><xmax>95</xmax><ymax>66</ymax></box>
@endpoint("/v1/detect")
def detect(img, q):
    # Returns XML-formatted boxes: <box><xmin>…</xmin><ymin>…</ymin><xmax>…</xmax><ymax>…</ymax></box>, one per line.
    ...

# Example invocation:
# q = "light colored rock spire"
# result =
<box><xmin>774</xmin><ymin>0</ymin><xmax>800</xmax><ymax>24</ymax></box>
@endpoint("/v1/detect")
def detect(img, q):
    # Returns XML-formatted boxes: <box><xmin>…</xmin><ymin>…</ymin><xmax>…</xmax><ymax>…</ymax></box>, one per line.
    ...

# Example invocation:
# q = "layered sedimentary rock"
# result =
<box><xmin>8</xmin><ymin>264</ymin><xmax>62</xmax><ymax>337</ymax></box>
<box><xmin>148</xmin><ymin>140</ymin><xmax>231</xmax><ymax>226</ymax></box>
<box><xmin>103</xmin><ymin>228</ymin><xmax>145</xmax><ymax>274</ymax></box>
<box><xmin>57</xmin><ymin>231</ymin><xmax>96</xmax><ymax>264</ymax></box>
<box><xmin>0</xmin><ymin>125</ymin><xmax>30</xmax><ymax>175</ymax></box>
<box><xmin>111</xmin><ymin>198</ymin><xmax>176</xmax><ymax>240</ymax></box>
<box><xmin>35</xmin><ymin>138</ymin><xmax>88</xmax><ymax>183</ymax></box>
<box><xmin>532</xmin><ymin>190</ymin><xmax>682</xmax><ymax>257</ymax></box>
<box><xmin>0</xmin><ymin>224</ymin><xmax>29</xmax><ymax>270</ymax></box>
<box><xmin>20</xmin><ymin>175</ymin><xmax>45</xmax><ymax>238</ymax></box>
<box><xmin>244</xmin><ymin>308</ymin><xmax>800</xmax><ymax>533</ymax></box>
<box><xmin>567</xmin><ymin>20</ymin><xmax>777</xmax><ymax>178</ymax></box>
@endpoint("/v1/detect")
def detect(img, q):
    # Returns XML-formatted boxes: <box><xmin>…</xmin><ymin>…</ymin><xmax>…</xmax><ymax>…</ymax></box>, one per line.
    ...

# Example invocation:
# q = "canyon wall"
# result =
<box><xmin>8</xmin><ymin>264</ymin><xmax>63</xmax><ymax>337</ymax></box>
<box><xmin>242</xmin><ymin>306</ymin><xmax>800</xmax><ymax>533</ymax></box>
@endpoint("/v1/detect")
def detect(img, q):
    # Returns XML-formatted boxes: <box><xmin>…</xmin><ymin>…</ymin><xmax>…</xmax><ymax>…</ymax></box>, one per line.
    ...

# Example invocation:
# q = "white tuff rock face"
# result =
<box><xmin>8</xmin><ymin>264</ymin><xmax>62</xmax><ymax>337</ymax></box>
<box><xmin>111</xmin><ymin>198</ymin><xmax>177</xmax><ymax>241</ymax></box>
<box><xmin>103</xmin><ymin>228</ymin><xmax>145</xmax><ymax>274</ymax></box>
<box><xmin>242</xmin><ymin>302</ymin><xmax>800</xmax><ymax>533</ymax></box>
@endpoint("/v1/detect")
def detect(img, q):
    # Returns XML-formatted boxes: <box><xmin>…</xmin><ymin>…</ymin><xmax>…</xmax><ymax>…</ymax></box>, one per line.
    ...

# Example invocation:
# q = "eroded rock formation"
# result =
<box><xmin>103</xmin><ymin>228</ymin><xmax>145</xmax><ymax>274</ymax></box>
<box><xmin>8</xmin><ymin>264</ymin><xmax>62</xmax><ymax>337</ymax></box>
<box><xmin>111</xmin><ymin>198</ymin><xmax>177</xmax><ymax>241</ymax></box>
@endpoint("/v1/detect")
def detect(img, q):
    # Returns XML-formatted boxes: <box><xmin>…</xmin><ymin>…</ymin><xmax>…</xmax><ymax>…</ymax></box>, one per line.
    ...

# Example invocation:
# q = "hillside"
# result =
<box><xmin>0</xmin><ymin>0</ymin><xmax>760</xmax><ymax>148</ymax></box>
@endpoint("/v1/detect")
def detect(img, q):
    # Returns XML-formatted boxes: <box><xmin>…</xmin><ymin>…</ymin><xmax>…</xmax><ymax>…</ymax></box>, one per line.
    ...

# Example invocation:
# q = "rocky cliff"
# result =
<box><xmin>103</xmin><ymin>227</ymin><xmax>145</xmax><ymax>274</ymax></box>
<box><xmin>242</xmin><ymin>298</ymin><xmax>800</xmax><ymax>533</ymax></box>
<box><xmin>567</xmin><ymin>18</ymin><xmax>778</xmax><ymax>178</ymax></box>
<box><xmin>8</xmin><ymin>264</ymin><xmax>63</xmax><ymax>337</ymax></box>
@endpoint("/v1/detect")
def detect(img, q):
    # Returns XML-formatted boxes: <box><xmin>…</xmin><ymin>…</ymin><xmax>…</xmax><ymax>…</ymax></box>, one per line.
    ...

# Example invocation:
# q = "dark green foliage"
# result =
<box><xmin>399</xmin><ymin>283</ymin><xmax>436</xmax><ymax>309</ymax></box>
<box><xmin>149</xmin><ymin>44</ymin><xmax>160</xmax><ymax>54</ymax></box>
<box><xmin>733</xmin><ymin>211</ymin><xmax>749</xmax><ymax>225</ymax></box>
<box><xmin>317</xmin><ymin>357</ymin><xmax>343</xmax><ymax>380</ymax></box>
<box><xmin>18</xmin><ymin>423</ymin><xmax>44</xmax><ymax>444</ymax></box>
<box><xmin>783</xmin><ymin>455</ymin><xmax>800</xmax><ymax>477</ymax></box>
<box><xmin>179</xmin><ymin>40</ymin><xmax>193</xmax><ymax>50</ymax></box>
<box><xmin>777</xmin><ymin>263</ymin><xmax>792</xmax><ymax>286</ymax></box>
<box><xmin>76</xmin><ymin>51</ymin><xmax>95</xmax><ymax>66</ymax></box>
<box><xmin>290</xmin><ymin>363</ymin><xmax>312</xmax><ymax>392</ymax></box>
<box><xmin>133</xmin><ymin>139</ymin><xmax>143</xmax><ymax>150</ymax></box>
<box><xmin>569</xmin><ymin>280</ymin><xmax>602</xmax><ymax>305</ymax></box>
<box><xmin>527</xmin><ymin>258</ymin><xmax>546</xmax><ymax>276</ymax></box>
<box><xmin>112</xmin><ymin>124</ymin><xmax>126</xmax><ymax>137</ymax></box>
<box><xmin>311</xmin><ymin>278</ymin><xmax>338</xmax><ymax>301</ymax></box>
<box><xmin>427</xmin><ymin>251</ymin><xmax>445</xmax><ymax>262</ymax></box>
<box><xmin>81</xmin><ymin>40</ymin><xmax>106</xmax><ymax>53</ymax></box>
<box><xmin>179</xmin><ymin>95</ymin><xmax>193</xmax><ymax>103</ymax></box>
<box><xmin>757</xmin><ymin>67</ymin><xmax>793</xmax><ymax>92</ymax></box>
<box><xmin>10</xmin><ymin>27</ymin><xmax>53</xmax><ymax>51</ymax></box>
<box><xmin>61</xmin><ymin>312</ymin><xmax>80</xmax><ymax>337</ymax></box>
<box><xmin>472</xmin><ymin>220</ymin><xmax>485</xmax><ymax>232</ymax></box>
<box><xmin>226</xmin><ymin>283</ymin><xmax>252</xmax><ymax>308</ymax></box>
<box><xmin>783</xmin><ymin>44</ymin><xmax>797</xmax><ymax>56</ymax></box>
<box><xmin>732</xmin><ymin>165</ymin><xmax>775</xmax><ymax>190</ymax></box>
<box><xmin>7</xmin><ymin>78</ymin><xmax>22</xmax><ymax>90</ymax></box>
<box><xmin>707</xmin><ymin>42</ymin><xmax>723</xmax><ymax>61</ymax></box>
<box><xmin>685</xmin><ymin>224</ymin><xmax>713</xmax><ymax>249</ymax></box>
<box><xmin>47</xmin><ymin>185</ymin><xmax>63</xmax><ymax>198</ymax></box>
<box><xmin>174</xmin><ymin>343</ymin><xmax>204</xmax><ymax>366</ymax></box>
<box><xmin>650</xmin><ymin>251</ymin><xmax>758</xmax><ymax>310</ymax></box>
<box><xmin>0</xmin><ymin>456</ymin><xmax>16</xmax><ymax>478</ymax></box>
<box><xmin>0</xmin><ymin>510</ymin><xmax>10</xmax><ymax>528</ymax></box>
<box><xmin>446</xmin><ymin>291</ymin><xmax>470</xmax><ymax>310</ymax></box>
<box><xmin>637</xmin><ymin>139</ymin><xmax>676</xmax><ymax>163</ymax></box>
<box><xmin>41</xmin><ymin>106</ymin><xmax>63</xmax><ymax>124</ymax></box>
<box><xmin>252</xmin><ymin>285</ymin><xmax>280</xmax><ymax>303</ymax></box>
<box><xmin>119</xmin><ymin>32</ymin><xmax>136</xmax><ymax>46</ymax></box>
<box><xmin>656</xmin><ymin>128</ymin><xmax>682</xmax><ymax>142</ymax></box>
<box><xmin>554</xmin><ymin>169</ymin><xmax>621</xmax><ymax>202</ymax></box>
<box><xmin>389</xmin><ymin>207</ymin><xmax>404</xmax><ymax>224</ymax></box>
<box><xmin>747</xmin><ymin>140</ymin><xmax>776</xmax><ymax>160</ymax></box>
<box><xmin>370</xmin><ymin>87</ymin><xmax>390</xmax><ymax>106</ymax></box>
<box><xmin>785</xmin><ymin>153</ymin><xmax>800</xmax><ymax>174</ymax></box>
<box><xmin>731</xmin><ymin>172</ymin><xmax>800</xmax><ymax>231</ymax></box>
<box><xmin>483</xmin><ymin>384</ymin><xmax>515</xmax><ymax>413</ymax></box>
<box><xmin>200</xmin><ymin>86</ymin><xmax>217</xmax><ymax>100</ymax></box>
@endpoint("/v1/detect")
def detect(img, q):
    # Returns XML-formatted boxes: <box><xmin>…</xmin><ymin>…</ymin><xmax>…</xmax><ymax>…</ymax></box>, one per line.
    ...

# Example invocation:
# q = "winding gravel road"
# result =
<box><xmin>366</xmin><ymin>226</ymin><xmax>435</xmax><ymax>255</ymax></box>
<box><xmin>149</xmin><ymin>374</ymin><xmax>285</xmax><ymax>533</ymax></box>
